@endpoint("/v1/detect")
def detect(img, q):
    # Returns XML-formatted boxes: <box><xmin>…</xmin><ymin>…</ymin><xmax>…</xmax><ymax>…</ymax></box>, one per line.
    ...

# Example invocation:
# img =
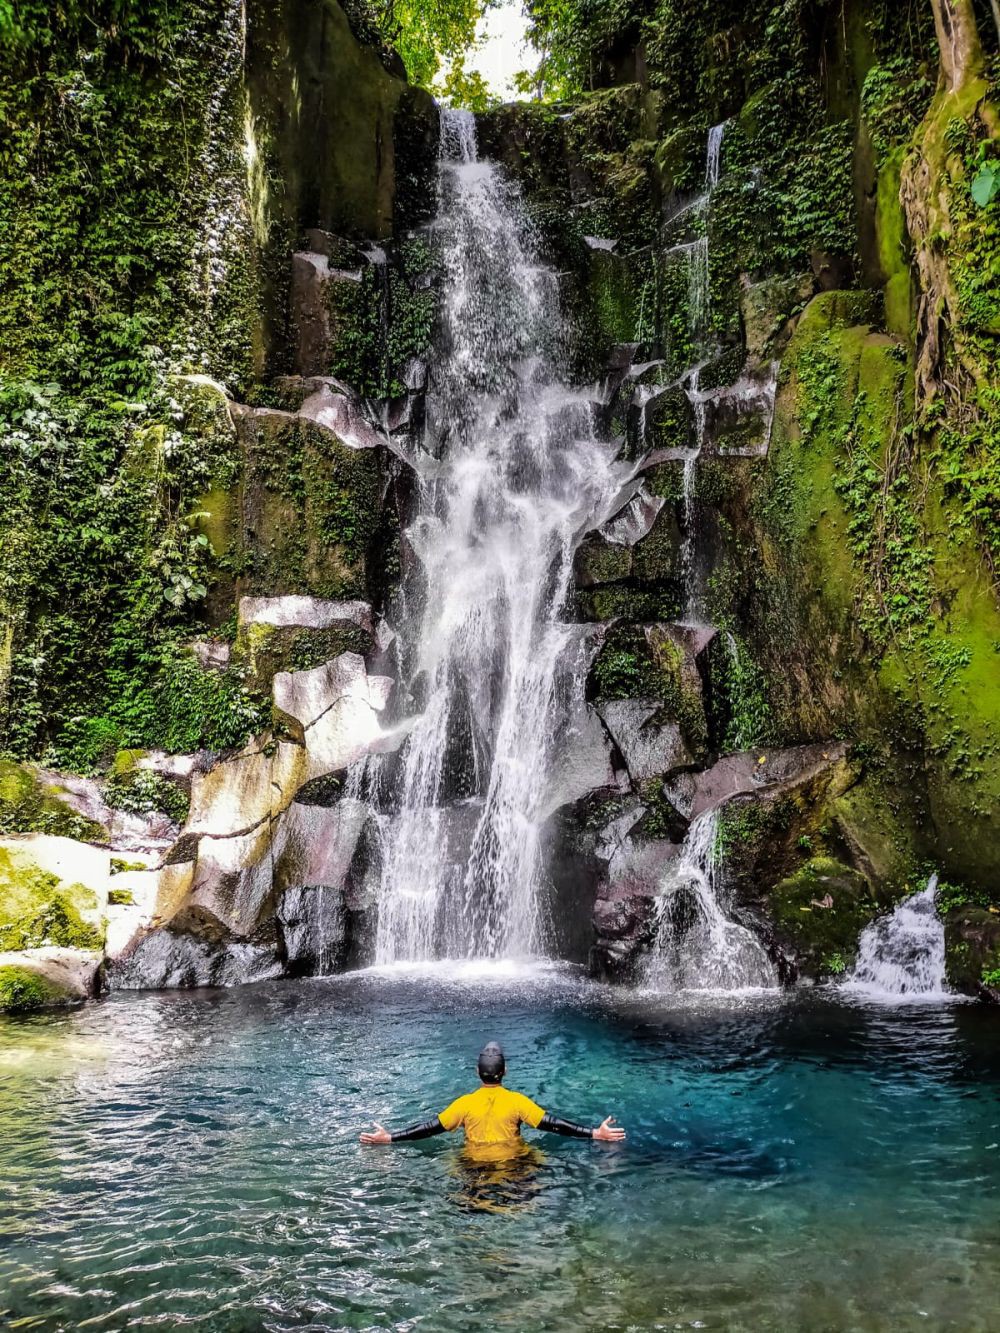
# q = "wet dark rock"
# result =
<box><xmin>107</xmin><ymin>906</ymin><xmax>283</xmax><ymax>990</ymax></box>
<box><xmin>278</xmin><ymin>883</ymin><xmax>346</xmax><ymax>975</ymax></box>
<box><xmin>943</xmin><ymin>907</ymin><xmax>1000</xmax><ymax>1001</ymax></box>
<box><xmin>595</xmin><ymin>700</ymin><xmax>693</xmax><ymax>781</ymax></box>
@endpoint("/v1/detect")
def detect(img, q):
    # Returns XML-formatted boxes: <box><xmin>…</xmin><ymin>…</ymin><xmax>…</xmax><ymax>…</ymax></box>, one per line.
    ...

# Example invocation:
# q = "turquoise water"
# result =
<box><xmin>2</xmin><ymin>965</ymin><xmax>999</xmax><ymax>1331</ymax></box>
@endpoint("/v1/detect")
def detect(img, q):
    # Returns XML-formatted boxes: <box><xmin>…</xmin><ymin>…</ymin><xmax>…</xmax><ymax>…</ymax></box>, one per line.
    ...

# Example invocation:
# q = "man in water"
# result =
<box><xmin>359</xmin><ymin>1041</ymin><xmax>626</xmax><ymax>1148</ymax></box>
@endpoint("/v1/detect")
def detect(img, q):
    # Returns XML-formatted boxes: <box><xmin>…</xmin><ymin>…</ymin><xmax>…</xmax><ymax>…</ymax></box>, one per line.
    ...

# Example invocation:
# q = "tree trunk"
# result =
<box><xmin>930</xmin><ymin>0</ymin><xmax>984</xmax><ymax>93</ymax></box>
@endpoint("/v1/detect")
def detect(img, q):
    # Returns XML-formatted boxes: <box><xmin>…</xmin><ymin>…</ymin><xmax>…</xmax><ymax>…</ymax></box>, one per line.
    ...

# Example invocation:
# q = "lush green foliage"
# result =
<box><xmin>104</xmin><ymin>768</ymin><xmax>190</xmax><ymax>824</ymax></box>
<box><xmin>366</xmin><ymin>0</ymin><xmax>497</xmax><ymax>101</ymax></box>
<box><xmin>0</xmin><ymin>2</ymin><xmax>270</xmax><ymax>769</ymax></box>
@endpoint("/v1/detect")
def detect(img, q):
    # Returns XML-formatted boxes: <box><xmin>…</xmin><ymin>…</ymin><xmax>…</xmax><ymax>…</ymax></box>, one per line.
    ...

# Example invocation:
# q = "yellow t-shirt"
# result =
<box><xmin>438</xmin><ymin>1085</ymin><xmax>546</xmax><ymax>1146</ymax></box>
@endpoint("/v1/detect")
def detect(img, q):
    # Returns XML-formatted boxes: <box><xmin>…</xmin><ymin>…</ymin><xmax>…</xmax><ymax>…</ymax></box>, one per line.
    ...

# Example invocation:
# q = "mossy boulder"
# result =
<box><xmin>0</xmin><ymin>840</ymin><xmax>108</xmax><ymax>952</ymax></box>
<box><xmin>233</xmin><ymin>596</ymin><xmax>375</xmax><ymax>691</ymax></box>
<box><xmin>768</xmin><ymin>857</ymin><xmax>881</xmax><ymax>977</ymax></box>
<box><xmin>234</xmin><ymin>410</ymin><xmax>383</xmax><ymax>603</ymax></box>
<box><xmin>0</xmin><ymin>964</ymin><xmax>71</xmax><ymax>1013</ymax></box>
<box><xmin>0</xmin><ymin>760</ymin><xmax>106</xmax><ymax>843</ymax></box>
<box><xmin>943</xmin><ymin>906</ymin><xmax>1000</xmax><ymax>1000</ymax></box>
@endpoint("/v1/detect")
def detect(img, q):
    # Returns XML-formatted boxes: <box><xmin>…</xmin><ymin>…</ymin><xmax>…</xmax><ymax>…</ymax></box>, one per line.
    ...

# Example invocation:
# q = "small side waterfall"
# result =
<box><xmin>643</xmin><ymin>810</ymin><xmax>778</xmax><ymax>991</ymax></box>
<box><xmin>843</xmin><ymin>877</ymin><xmax>950</xmax><ymax>1000</ymax></box>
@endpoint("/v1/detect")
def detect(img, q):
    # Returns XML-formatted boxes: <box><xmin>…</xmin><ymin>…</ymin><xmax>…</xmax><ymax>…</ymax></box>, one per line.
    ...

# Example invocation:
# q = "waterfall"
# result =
<box><xmin>641</xmin><ymin>119</ymin><xmax>779</xmax><ymax>992</ymax></box>
<box><xmin>842</xmin><ymin>877</ymin><xmax>950</xmax><ymax>1000</ymax></box>
<box><xmin>674</xmin><ymin>122</ymin><xmax>727</xmax><ymax>624</ymax></box>
<box><xmin>706</xmin><ymin>121</ymin><xmax>725</xmax><ymax>189</ymax></box>
<box><xmin>643</xmin><ymin>809</ymin><xmax>778</xmax><ymax>991</ymax></box>
<box><xmin>366</xmin><ymin>108</ymin><xmax>627</xmax><ymax>964</ymax></box>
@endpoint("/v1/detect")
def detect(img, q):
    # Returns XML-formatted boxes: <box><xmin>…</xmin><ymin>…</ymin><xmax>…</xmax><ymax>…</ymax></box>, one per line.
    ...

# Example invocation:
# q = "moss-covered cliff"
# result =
<box><xmin>482</xmin><ymin>0</ymin><xmax>1000</xmax><ymax>989</ymax></box>
<box><xmin>0</xmin><ymin>0</ymin><xmax>435</xmax><ymax>773</ymax></box>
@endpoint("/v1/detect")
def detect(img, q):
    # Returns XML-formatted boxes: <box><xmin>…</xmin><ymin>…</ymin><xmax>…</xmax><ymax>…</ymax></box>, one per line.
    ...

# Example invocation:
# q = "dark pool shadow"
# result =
<box><xmin>445</xmin><ymin>1141</ymin><xmax>550</xmax><ymax>1214</ymax></box>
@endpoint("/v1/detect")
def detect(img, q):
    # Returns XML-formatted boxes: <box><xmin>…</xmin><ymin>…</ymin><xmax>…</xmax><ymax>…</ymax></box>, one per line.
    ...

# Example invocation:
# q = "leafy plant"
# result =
<box><xmin>970</xmin><ymin>159</ymin><xmax>1000</xmax><ymax>209</ymax></box>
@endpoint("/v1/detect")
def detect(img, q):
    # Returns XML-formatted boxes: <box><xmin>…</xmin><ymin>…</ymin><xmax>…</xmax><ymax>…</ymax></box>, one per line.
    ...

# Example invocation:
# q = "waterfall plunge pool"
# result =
<box><xmin>2</xmin><ymin>971</ymin><xmax>998</xmax><ymax>1331</ymax></box>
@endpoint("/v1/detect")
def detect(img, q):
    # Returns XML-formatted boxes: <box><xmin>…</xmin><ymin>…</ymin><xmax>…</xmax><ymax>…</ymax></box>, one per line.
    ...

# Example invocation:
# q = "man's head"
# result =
<box><xmin>477</xmin><ymin>1041</ymin><xmax>505</xmax><ymax>1084</ymax></box>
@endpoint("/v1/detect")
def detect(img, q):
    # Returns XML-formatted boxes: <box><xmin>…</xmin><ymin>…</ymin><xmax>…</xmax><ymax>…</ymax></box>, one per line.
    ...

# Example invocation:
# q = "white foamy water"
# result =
<box><xmin>842</xmin><ymin>877</ymin><xmax>954</xmax><ymax>1002</ymax></box>
<box><xmin>362</xmin><ymin>108</ymin><xmax>630</xmax><ymax>963</ymax></box>
<box><xmin>644</xmin><ymin>809</ymin><xmax>779</xmax><ymax>991</ymax></box>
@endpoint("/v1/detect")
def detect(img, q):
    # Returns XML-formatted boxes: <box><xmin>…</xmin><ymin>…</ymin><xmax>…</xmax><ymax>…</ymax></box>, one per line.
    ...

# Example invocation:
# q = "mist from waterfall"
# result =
<box><xmin>366</xmin><ymin>109</ymin><xmax>628</xmax><ymax>963</ymax></box>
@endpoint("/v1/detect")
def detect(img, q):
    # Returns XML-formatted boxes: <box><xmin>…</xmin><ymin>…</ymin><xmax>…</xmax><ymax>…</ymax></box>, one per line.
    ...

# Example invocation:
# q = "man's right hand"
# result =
<box><xmin>360</xmin><ymin>1121</ymin><xmax>392</xmax><ymax>1145</ymax></box>
<box><xmin>593</xmin><ymin>1115</ymin><xmax>626</xmax><ymax>1142</ymax></box>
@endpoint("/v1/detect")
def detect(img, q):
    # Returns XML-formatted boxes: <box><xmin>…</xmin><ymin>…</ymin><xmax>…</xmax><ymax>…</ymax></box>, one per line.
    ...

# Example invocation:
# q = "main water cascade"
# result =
<box><xmin>362</xmin><ymin>109</ymin><xmax>629</xmax><ymax>963</ymax></box>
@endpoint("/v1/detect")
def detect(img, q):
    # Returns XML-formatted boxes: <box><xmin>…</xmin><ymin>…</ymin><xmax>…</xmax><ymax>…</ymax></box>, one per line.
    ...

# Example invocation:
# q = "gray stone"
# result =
<box><xmin>595</xmin><ymin>699</ymin><xmax>694</xmax><ymax>781</ymax></box>
<box><xmin>598</xmin><ymin>483</ymin><xmax>666</xmax><ymax>547</ymax></box>
<box><xmin>238</xmin><ymin>595</ymin><xmax>374</xmax><ymax>634</ymax></box>
<box><xmin>191</xmin><ymin>639</ymin><xmax>231</xmax><ymax>671</ymax></box>
<box><xmin>108</xmin><ymin>913</ymin><xmax>283</xmax><ymax>990</ymax></box>
<box><xmin>540</xmin><ymin>704</ymin><xmax>617</xmax><ymax>818</ymax></box>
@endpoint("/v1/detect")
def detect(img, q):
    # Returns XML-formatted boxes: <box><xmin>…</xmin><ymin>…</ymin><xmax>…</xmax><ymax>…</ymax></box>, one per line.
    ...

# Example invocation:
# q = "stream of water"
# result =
<box><xmin>2</xmin><ymin>979</ymin><xmax>998</xmax><ymax>1331</ymax></box>
<box><xmin>363</xmin><ymin>109</ymin><xmax>627</xmax><ymax>965</ymax></box>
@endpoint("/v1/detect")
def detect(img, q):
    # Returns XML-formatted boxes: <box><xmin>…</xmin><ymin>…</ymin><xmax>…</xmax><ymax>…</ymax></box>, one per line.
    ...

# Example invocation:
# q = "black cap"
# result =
<box><xmin>477</xmin><ymin>1041</ymin><xmax>505</xmax><ymax>1083</ymax></box>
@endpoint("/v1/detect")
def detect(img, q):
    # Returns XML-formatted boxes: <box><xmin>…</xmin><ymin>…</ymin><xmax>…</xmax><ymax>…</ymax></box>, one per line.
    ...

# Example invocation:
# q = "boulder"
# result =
<box><xmin>739</xmin><ymin>272</ymin><xmax>814</xmax><ymax>361</ymax></box>
<box><xmin>185</xmin><ymin>738</ymin><xmax>306</xmax><ymax>838</ymax></box>
<box><xmin>272</xmin><ymin>651</ymin><xmax>391</xmax><ymax>737</ymax></box>
<box><xmin>104</xmin><ymin>862</ymin><xmax>196</xmax><ymax>962</ymax></box>
<box><xmin>35</xmin><ymin>767</ymin><xmax>179</xmax><ymax>853</ymax></box>
<box><xmin>235</xmin><ymin>595</ymin><xmax>376</xmax><ymax>687</ymax></box>
<box><xmin>107</xmin><ymin>907</ymin><xmax>284</xmax><ymax>990</ymax></box>
<box><xmin>0</xmin><ymin>835</ymin><xmax>110</xmax><ymax>951</ymax></box>
<box><xmin>943</xmin><ymin>907</ymin><xmax>1000</xmax><ymax>1000</ymax></box>
<box><xmin>699</xmin><ymin>365</ymin><xmax>779</xmax><ymax>458</ymax></box>
<box><xmin>0</xmin><ymin>949</ymin><xmax>101</xmax><ymax>1010</ymax></box>
<box><xmin>595</xmin><ymin>699</ymin><xmax>693</xmax><ymax>781</ymax></box>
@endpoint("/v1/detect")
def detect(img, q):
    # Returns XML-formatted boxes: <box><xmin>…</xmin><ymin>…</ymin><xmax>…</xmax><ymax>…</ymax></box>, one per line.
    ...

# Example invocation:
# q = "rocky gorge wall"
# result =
<box><xmin>2</xmin><ymin>0</ymin><xmax>1000</xmax><ymax>1009</ymax></box>
<box><xmin>474</xmin><ymin>0</ymin><xmax>1000</xmax><ymax>996</ymax></box>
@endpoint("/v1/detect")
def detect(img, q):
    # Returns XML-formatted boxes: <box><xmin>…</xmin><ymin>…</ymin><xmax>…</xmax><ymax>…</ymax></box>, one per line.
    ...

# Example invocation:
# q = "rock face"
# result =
<box><xmin>106</xmin><ymin>645</ymin><xmax>395</xmax><ymax>991</ymax></box>
<box><xmin>586</xmin><ymin>745</ymin><xmax>858</xmax><ymax>982</ymax></box>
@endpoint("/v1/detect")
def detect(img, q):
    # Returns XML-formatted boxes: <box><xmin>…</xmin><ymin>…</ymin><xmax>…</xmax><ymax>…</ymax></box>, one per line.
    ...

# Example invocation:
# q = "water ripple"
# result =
<box><xmin>1</xmin><ymin>979</ymin><xmax>998</xmax><ymax>1330</ymax></box>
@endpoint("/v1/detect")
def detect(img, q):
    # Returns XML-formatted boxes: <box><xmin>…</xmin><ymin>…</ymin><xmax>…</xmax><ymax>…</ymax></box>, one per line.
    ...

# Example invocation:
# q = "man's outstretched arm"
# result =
<box><xmin>359</xmin><ymin>1118</ymin><xmax>447</xmax><ymax>1145</ymax></box>
<box><xmin>538</xmin><ymin>1114</ymin><xmax>625</xmax><ymax>1141</ymax></box>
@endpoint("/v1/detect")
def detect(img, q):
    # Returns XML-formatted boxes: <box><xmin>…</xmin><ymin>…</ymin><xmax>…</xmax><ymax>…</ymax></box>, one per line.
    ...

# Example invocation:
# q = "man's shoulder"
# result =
<box><xmin>507</xmin><ymin>1087</ymin><xmax>540</xmax><ymax>1108</ymax></box>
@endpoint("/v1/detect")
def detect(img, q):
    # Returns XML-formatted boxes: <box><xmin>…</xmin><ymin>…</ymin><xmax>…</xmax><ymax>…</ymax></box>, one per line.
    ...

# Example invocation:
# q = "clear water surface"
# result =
<box><xmin>2</xmin><ymin>967</ymin><xmax>998</xmax><ymax>1331</ymax></box>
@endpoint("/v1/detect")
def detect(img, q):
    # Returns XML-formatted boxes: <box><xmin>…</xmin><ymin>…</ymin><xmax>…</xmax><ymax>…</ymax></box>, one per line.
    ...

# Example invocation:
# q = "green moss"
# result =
<box><xmin>769</xmin><ymin>857</ymin><xmax>880</xmax><ymax>973</ymax></box>
<box><xmin>876</xmin><ymin>148</ymin><xmax>912</xmax><ymax>338</ymax></box>
<box><xmin>591</xmin><ymin>625</ymin><xmax>706</xmax><ymax>756</ymax></box>
<box><xmin>575</xmin><ymin>536</ymin><xmax>632</xmax><ymax>588</ymax></box>
<box><xmin>110</xmin><ymin>858</ymin><xmax>146</xmax><ymax>875</ymax></box>
<box><xmin>0</xmin><ymin>760</ymin><xmax>105</xmax><ymax>842</ymax></box>
<box><xmin>107</xmin><ymin>887</ymin><xmax>136</xmax><ymax>906</ymax></box>
<box><xmin>0</xmin><ymin>964</ymin><xmax>68</xmax><ymax>1013</ymax></box>
<box><xmin>0</xmin><ymin>849</ymin><xmax>103</xmax><ymax>951</ymax></box>
<box><xmin>237</xmin><ymin>414</ymin><xmax>381</xmax><ymax>601</ymax></box>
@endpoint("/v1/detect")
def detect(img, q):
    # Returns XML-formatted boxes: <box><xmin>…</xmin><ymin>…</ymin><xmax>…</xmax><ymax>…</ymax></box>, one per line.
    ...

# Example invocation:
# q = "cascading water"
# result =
<box><xmin>675</xmin><ymin>122</ymin><xmax>727</xmax><ymax>625</ymax></box>
<box><xmin>643</xmin><ymin>809</ymin><xmax>778</xmax><ymax>991</ymax></box>
<box><xmin>364</xmin><ymin>109</ymin><xmax>628</xmax><ymax>964</ymax></box>
<box><xmin>644</xmin><ymin>121</ymin><xmax>778</xmax><ymax>992</ymax></box>
<box><xmin>842</xmin><ymin>876</ymin><xmax>950</xmax><ymax>1000</ymax></box>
